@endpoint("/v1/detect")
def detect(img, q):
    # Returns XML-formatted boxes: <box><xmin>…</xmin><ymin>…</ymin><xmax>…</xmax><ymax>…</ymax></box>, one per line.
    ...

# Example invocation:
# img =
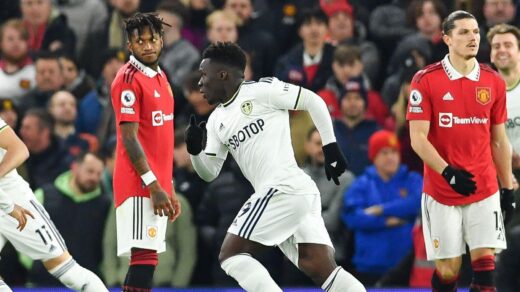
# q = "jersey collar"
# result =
<box><xmin>222</xmin><ymin>82</ymin><xmax>244</xmax><ymax>107</ymax></box>
<box><xmin>129</xmin><ymin>55</ymin><xmax>162</xmax><ymax>78</ymax></box>
<box><xmin>441</xmin><ymin>54</ymin><xmax>480</xmax><ymax>81</ymax></box>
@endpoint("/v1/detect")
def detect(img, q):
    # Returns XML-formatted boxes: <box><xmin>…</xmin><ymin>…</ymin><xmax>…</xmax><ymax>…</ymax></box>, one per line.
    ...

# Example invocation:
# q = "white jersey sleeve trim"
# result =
<box><xmin>295</xmin><ymin>87</ymin><xmax>336</xmax><ymax>145</ymax></box>
<box><xmin>190</xmin><ymin>153</ymin><xmax>225</xmax><ymax>182</ymax></box>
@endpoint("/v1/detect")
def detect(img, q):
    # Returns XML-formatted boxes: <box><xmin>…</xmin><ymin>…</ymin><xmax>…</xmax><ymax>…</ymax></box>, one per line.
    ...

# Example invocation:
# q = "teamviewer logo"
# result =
<box><xmin>439</xmin><ymin>112</ymin><xmax>452</xmax><ymax>128</ymax></box>
<box><xmin>152</xmin><ymin>110</ymin><xmax>163</xmax><ymax>126</ymax></box>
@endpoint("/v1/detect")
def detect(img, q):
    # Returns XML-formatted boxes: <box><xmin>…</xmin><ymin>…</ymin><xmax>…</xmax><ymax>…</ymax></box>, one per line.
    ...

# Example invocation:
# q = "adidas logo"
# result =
<box><xmin>443</xmin><ymin>92</ymin><xmax>454</xmax><ymax>101</ymax></box>
<box><xmin>154</xmin><ymin>90</ymin><xmax>160</xmax><ymax>98</ymax></box>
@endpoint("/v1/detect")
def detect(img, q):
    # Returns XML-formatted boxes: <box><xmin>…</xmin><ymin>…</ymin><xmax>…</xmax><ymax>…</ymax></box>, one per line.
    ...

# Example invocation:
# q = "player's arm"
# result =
<box><xmin>0</xmin><ymin>126</ymin><xmax>29</xmax><ymax>178</ymax></box>
<box><xmin>120</xmin><ymin>122</ymin><xmax>179</xmax><ymax>221</ymax></box>
<box><xmin>491</xmin><ymin>123</ymin><xmax>513</xmax><ymax>189</ymax></box>
<box><xmin>185</xmin><ymin>115</ymin><xmax>226</xmax><ymax>182</ymax></box>
<box><xmin>409</xmin><ymin>120</ymin><xmax>448</xmax><ymax>173</ymax></box>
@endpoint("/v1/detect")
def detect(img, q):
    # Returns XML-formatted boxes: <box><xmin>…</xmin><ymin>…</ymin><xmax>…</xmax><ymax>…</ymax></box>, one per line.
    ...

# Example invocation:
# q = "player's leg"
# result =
<box><xmin>465</xmin><ymin>193</ymin><xmax>506</xmax><ymax>292</ymax></box>
<box><xmin>422</xmin><ymin>193</ymin><xmax>466</xmax><ymax>291</ymax></box>
<box><xmin>0</xmin><ymin>277</ymin><xmax>12</xmax><ymax>292</ymax></box>
<box><xmin>116</xmin><ymin>196</ymin><xmax>168</xmax><ymax>292</ymax></box>
<box><xmin>278</xmin><ymin>194</ymin><xmax>365</xmax><ymax>292</ymax></box>
<box><xmin>219</xmin><ymin>232</ymin><xmax>281</xmax><ymax>292</ymax></box>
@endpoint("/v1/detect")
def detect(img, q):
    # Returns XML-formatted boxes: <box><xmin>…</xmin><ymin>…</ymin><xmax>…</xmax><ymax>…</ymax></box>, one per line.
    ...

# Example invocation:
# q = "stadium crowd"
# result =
<box><xmin>0</xmin><ymin>0</ymin><xmax>520</xmax><ymax>289</ymax></box>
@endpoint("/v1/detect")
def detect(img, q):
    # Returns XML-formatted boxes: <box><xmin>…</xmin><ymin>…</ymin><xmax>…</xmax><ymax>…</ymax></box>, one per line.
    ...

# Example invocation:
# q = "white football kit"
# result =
<box><xmin>0</xmin><ymin>65</ymin><xmax>35</xmax><ymax>103</ymax></box>
<box><xmin>505</xmin><ymin>81</ymin><xmax>520</xmax><ymax>154</ymax></box>
<box><xmin>0</xmin><ymin>118</ymin><xmax>66</xmax><ymax>260</ymax></box>
<box><xmin>191</xmin><ymin>78</ymin><xmax>337</xmax><ymax>262</ymax></box>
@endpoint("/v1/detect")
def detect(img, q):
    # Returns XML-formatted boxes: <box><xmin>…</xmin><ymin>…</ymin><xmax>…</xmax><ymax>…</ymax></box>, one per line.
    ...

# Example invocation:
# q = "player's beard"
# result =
<box><xmin>77</xmin><ymin>180</ymin><xmax>98</xmax><ymax>193</ymax></box>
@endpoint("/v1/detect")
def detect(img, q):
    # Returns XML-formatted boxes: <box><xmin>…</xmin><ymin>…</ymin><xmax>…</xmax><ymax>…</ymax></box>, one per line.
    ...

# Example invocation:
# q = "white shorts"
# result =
<box><xmin>116</xmin><ymin>196</ymin><xmax>168</xmax><ymax>257</ymax></box>
<box><xmin>422</xmin><ymin>192</ymin><xmax>507</xmax><ymax>260</ymax></box>
<box><xmin>0</xmin><ymin>196</ymin><xmax>66</xmax><ymax>261</ymax></box>
<box><xmin>228</xmin><ymin>188</ymin><xmax>333</xmax><ymax>265</ymax></box>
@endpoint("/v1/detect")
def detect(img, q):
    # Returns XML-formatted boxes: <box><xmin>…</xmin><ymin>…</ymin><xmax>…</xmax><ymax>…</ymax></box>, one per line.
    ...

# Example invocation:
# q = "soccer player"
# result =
<box><xmin>0</xmin><ymin>117</ymin><xmax>108</xmax><ymax>292</ymax></box>
<box><xmin>185</xmin><ymin>42</ymin><xmax>365</xmax><ymax>292</ymax></box>
<box><xmin>407</xmin><ymin>11</ymin><xmax>514</xmax><ymax>291</ymax></box>
<box><xmin>111</xmin><ymin>12</ymin><xmax>181</xmax><ymax>292</ymax></box>
<box><xmin>488</xmin><ymin>24</ymin><xmax>520</xmax><ymax>174</ymax></box>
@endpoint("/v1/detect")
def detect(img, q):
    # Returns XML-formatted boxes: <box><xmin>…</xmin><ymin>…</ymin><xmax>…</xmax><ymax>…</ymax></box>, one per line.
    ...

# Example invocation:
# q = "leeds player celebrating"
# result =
<box><xmin>185</xmin><ymin>42</ymin><xmax>365</xmax><ymax>292</ymax></box>
<box><xmin>0</xmin><ymin>117</ymin><xmax>107</xmax><ymax>292</ymax></box>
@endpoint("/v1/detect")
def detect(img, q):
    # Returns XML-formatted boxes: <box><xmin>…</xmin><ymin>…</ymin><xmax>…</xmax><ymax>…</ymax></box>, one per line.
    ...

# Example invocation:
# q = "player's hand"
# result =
<box><xmin>441</xmin><ymin>165</ymin><xmax>477</xmax><ymax>196</ymax></box>
<box><xmin>185</xmin><ymin>115</ymin><xmax>206</xmax><ymax>155</ymax></box>
<box><xmin>500</xmin><ymin>188</ymin><xmax>516</xmax><ymax>225</ymax></box>
<box><xmin>149</xmin><ymin>183</ymin><xmax>176</xmax><ymax>219</ymax></box>
<box><xmin>168</xmin><ymin>193</ymin><xmax>182</xmax><ymax>222</ymax></box>
<box><xmin>322</xmin><ymin>142</ymin><xmax>348</xmax><ymax>185</ymax></box>
<box><xmin>8</xmin><ymin>204</ymin><xmax>35</xmax><ymax>231</ymax></box>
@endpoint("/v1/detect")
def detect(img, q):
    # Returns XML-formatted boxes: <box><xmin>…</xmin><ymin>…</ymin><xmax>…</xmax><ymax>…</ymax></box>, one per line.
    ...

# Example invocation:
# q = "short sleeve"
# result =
<box><xmin>406</xmin><ymin>73</ymin><xmax>432</xmax><ymax>121</ymax></box>
<box><xmin>0</xmin><ymin>118</ymin><xmax>7</xmax><ymax>130</ymax></box>
<box><xmin>491</xmin><ymin>76</ymin><xmax>507</xmax><ymax>125</ymax></box>
<box><xmin>204</xmin><ymin>113</ymin><xmax>228</xmax><ymax>159</ymax></box>
<box><xmin>111</xmin><ymin>76</ymin><xmax>142</xmax><ymax>123</ymax></box>
<box><xmin>257</xmin><ymin>77</ymin><xmax>302</xmax><ymax>110</ymax></box>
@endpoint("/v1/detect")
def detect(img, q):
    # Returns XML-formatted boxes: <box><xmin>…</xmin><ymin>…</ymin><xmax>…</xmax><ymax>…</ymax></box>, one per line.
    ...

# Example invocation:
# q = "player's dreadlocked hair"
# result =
<box><xmin>202</xmin><ymin>42</ymin><xmax>246</xmax><ymax>72</ymax></box>
<box><xmin>124</xmin><ymin>12</ymin><xmax>170</xmax><ymax>39</ymax></box>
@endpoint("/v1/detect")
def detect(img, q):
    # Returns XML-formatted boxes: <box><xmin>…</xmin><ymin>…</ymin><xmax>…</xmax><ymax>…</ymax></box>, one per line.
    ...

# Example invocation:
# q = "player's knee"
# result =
<box><xmin>436</xmin><ymin>265</ymin><xmax>460</xmax><ymax>281</ymax></box>
<box><xmin>130</xmin><ymin>248</ymin><xmax>158</xmax><ymax>266</ymax></box>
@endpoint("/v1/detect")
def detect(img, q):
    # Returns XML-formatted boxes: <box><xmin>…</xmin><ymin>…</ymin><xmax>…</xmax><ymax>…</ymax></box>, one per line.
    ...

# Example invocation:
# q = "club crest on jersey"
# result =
<box><xmin>476</xmin><ymin>87</ymin><xmax>491</xmax><ymax>105</ymax></box>
<box><xmin>241</xmin><ymin>100</ymin><xmax>253</xmax><ymax>115</ymax></box>
<box><xmin>121</xmin><ymin>90</ymin><xmax>136</xmax><ymax>107</ymax></box>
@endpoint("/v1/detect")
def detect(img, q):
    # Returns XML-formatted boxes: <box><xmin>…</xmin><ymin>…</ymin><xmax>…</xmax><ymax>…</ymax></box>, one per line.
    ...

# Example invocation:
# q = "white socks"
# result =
<box><xmin>321</xmin><ymin>266</ymin><xmax>366</xmax><ymax>292</ymax></box>
<box><xmin>0</xmin><ymin>279</ymin><xmax>12</xmax><ymax>292</ymax></box>
<box><xmin>49</xmin><ymin>258</ymin><xmax>108</xmax><ymax>292</ymax></box>
<box><xmin>221</xmin><ymin>254</ymin><xmax>282</xmax><ymax>292</ymax></box>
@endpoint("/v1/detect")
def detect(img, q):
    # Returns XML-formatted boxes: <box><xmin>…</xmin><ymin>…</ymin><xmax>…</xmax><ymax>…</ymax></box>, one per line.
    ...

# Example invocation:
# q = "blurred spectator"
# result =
<box><xmin>206</xmin><ymin>10</ymin><xmax>240</xmax><ymax>44</ymax></box>
<box><xmin>48</xmin><ymin>91</ymin><xmax>98</xmax><ymax>159</ymax></box>
<box><xmin>496</xmin><ymin>225</ymin><xmax>520</xmax><ymax>292</ymax></box>
<box><xmin>0</xmin><ymin>99</ymin><xmax>19</xmax><ymax>129</ymax></box>
<box><xmin>19</xmin><ymin>52</ymin><xmax>64</xmax><ymax>114</ymax></box>
<box><xmin>390</xmin><ymin>62</ymin><xmax>423</xmax><ymax>173</ymax></box>
<box><xmin>333</xmin><ymin>77</ymin><xmax>379</xmax><ymax>176</ymax></box>
<box><xmin>318</xmin><ymin>45</ymin><xmax>391</xmax><ymax>128</ymax></box>
<box><xmin>20</xmin><ymin>0</ymin><xmax>76</xmax><ymax>56</ymax></box>
<box><xmin>102</xmin><ymin>192</ymin><xmax>197</xmax><ymax>287</ymax></box>
<box><xmin>20</xmin><ymin>108</ymin><xmax>69</xmax><ymax>189</ymax></box>
<box><xmin>320</xmin><ymin>0</ymin><xmax>381</xmax><ymax>86</ymax></box>
<box><xmin>95</xmin><ymin>49</ymin><xmax>126</xmax><ymax>147</ymax></box>
<box><xmin>29</xmin><ymin>152</ymin><xmax>110</xmax><ymax>285</ymax></box>
<box><xmin>173</xmin><ymin>126</ymin><xmax>209</xmax><ymax>212</ymax></box>
<box><xmin>57</xmin><ymin>0</ymin><xmax>108</xmax><ymax>57</ymax></box>
<box><xmin>275</xmin><ymin>7</ymin><xmax>333</xmax><ymax>92</ymax></box>
<box><xmin>183</xmin><ymin>0</ymin><xmax>214</xmax><ymax>50</ymax></box>
<box><xmin>478</xmin><ymin>0</ymin><xmax>517</xmax><ymax>63</ymax></box>
<box><xmin>157</xmin><ymin>2</ymin><xmax>200</xmax><ymax>89</ymax></box>
<box><xmin>59</xmin><ymin>55</ymin><xmax>96</xmax><ymax>102</ymax></box>
<box><xmin>176</xmin><ymin>71</ymin><xmax>216</xmax><ymax>126</ymax></box>
<box><xmin>403</xmin><ymin>0</ymin><xmax>448</xmax><ymax>63</ymax></box>
<box><xmin>302</xmin><ymin>127</ymin><xmax>354</xmax><ymax>264</ymax></box>
<box><xmin>342</xmin><ymin>130</ymin><xmax>422</xmax><ymax>286</ymax></box>
<box><xmin>224</xmin><ymin>0</ymin><xmax>278</xmax><ymax>79</ymax></box>
<box><xmin>382</xmin><ymin>48</ymin><xmax>428</xmax><ymax>108</ymax></box>
<box><xmin>100</xmin><ymin>135</ymin><xmax>116</xmax><ymax>197</ymax></box>
<box><xmin>0</xmin><ymin>0</ymin><xmax>21</xmax><ymax>25</ymax></box>
<box><xmin>0</xmin><ymin>19</ymin><xmax>36</xmax><ymax>102</ymax></box>
<box><xmin>108</xmin><ymin>0</ymin><xmax>140</xmax><ymax>50</ymax></box>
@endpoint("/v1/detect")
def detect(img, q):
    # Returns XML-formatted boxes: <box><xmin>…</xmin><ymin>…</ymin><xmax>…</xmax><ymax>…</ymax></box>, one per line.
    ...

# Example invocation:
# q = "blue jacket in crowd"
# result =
<box><xmin>342</xmin><ymin>165</ymin><xmax>422</xmax><ymax>275</ymax></box>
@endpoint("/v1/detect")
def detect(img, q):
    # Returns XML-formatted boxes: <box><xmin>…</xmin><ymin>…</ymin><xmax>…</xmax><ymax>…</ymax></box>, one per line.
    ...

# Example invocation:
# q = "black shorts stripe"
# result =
<box><xmin>423</xmin><ymin>195</ymin><xmax>432</xmax><ymax>239</ymax></box>
<box><xmin>140</xmin><ymin>197</ymin><xmax>143</xmax><ymax>240</ymax></box>
<box><xmin>245</xmin><ymin>190</ymin><xmax>277</xmax><ymax>239</ymax></box>
<box><xmin>133</xmin><ymin>197</ymin><xmax>136</xmax><ymax>240</ymax></box>
<box><xmin>29</xmin><ymin>200</ymin><xmax>66</xmax><ymax>251</ymax></box>
<box><xmin>293</xmin><ymin>87</ymin><xmax>302</xmax><ymax>110</ymax></box>
<box><xmin>206</xmin><ymin>153</ymin><xmax>217</xmax><ymax>157</ymax></box>
<box><xmin>239</xmin><ymin>188</ymin><xmax>276</xmax><ymax>238</ymax></box>
<box><xmin>238</xmin><ymin>198</ymin><xmax>262</xmax><ymax>237</ymax></box>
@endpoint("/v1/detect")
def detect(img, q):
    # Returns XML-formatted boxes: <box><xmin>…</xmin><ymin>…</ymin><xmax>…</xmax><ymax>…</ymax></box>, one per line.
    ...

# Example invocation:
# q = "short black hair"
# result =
<box><xmin>124</xmin><ymin>12</ymin><xmax>169</xmax><ymax>39</ymax></box>
<box><xmin>442</xmin><ymin>10</ymin><xmax>476</xmax><ymax>35</ymax></box>
<box><xmin>24</xmin><ymin>108</ymin><xmax>54</xmax><ymax>131</ymax></box>
<box><xmin>74</xmin><ymin>151</ymin><xmax>104</xmax><ymax>165</ymax></box>
<box><xmin>202</xmin><ymin>42</ymin><xmax>246</xmax><ymax>72</ymax></box>
<box><xmin>296</xmin><ymin>7</ymin><xmax>328</xmax><ymax>29</ymax></box>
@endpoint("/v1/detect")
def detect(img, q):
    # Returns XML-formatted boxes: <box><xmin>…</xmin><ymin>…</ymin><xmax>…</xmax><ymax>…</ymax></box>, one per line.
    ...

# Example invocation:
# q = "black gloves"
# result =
<box><xmin>322</xmin><ymin>142</ymin><xmax>348</xmax><ymax>185</ymax></box>
<box><xmin>441</xmin><ymin>165</ymin><xmax>477</xmax><ymax>196</ymax></box>
<box><xmin>500</xmin><ymin>188</ymin><xmax>516</xmax><ymax>225</ymax></box>
<box><xmin>184</xmin><ymin>115</ymin><xmax>206</xmax><ymax>155</ymax></box>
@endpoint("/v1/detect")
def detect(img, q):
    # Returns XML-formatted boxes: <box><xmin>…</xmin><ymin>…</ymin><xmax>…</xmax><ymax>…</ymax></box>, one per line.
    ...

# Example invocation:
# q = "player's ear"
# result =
<box><xmin>126</xmin><ymin>41</ymin><xmax>133</xmax><ymax>54</ymax></box>
<box><xmin>218</xmin><ymin>71</ymin><xmax>228</xmax><ymax>80</ymax></box>
<box><xmin>442</xmin><ymin>33</ymin><xmax>450</xmax><ymax>46</ymax></box>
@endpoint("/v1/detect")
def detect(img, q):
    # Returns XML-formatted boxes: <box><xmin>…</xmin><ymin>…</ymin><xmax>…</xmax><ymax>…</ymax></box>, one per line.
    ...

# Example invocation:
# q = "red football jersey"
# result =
<box><xmin>406</xmin><ymin>55</ymin><xmax>507</xmax><ymax>206</ymax></box>
<box><xmin>111</xmin><ymin>56</ymin><xmax>174</xmax><ymax>207</ymax></box>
